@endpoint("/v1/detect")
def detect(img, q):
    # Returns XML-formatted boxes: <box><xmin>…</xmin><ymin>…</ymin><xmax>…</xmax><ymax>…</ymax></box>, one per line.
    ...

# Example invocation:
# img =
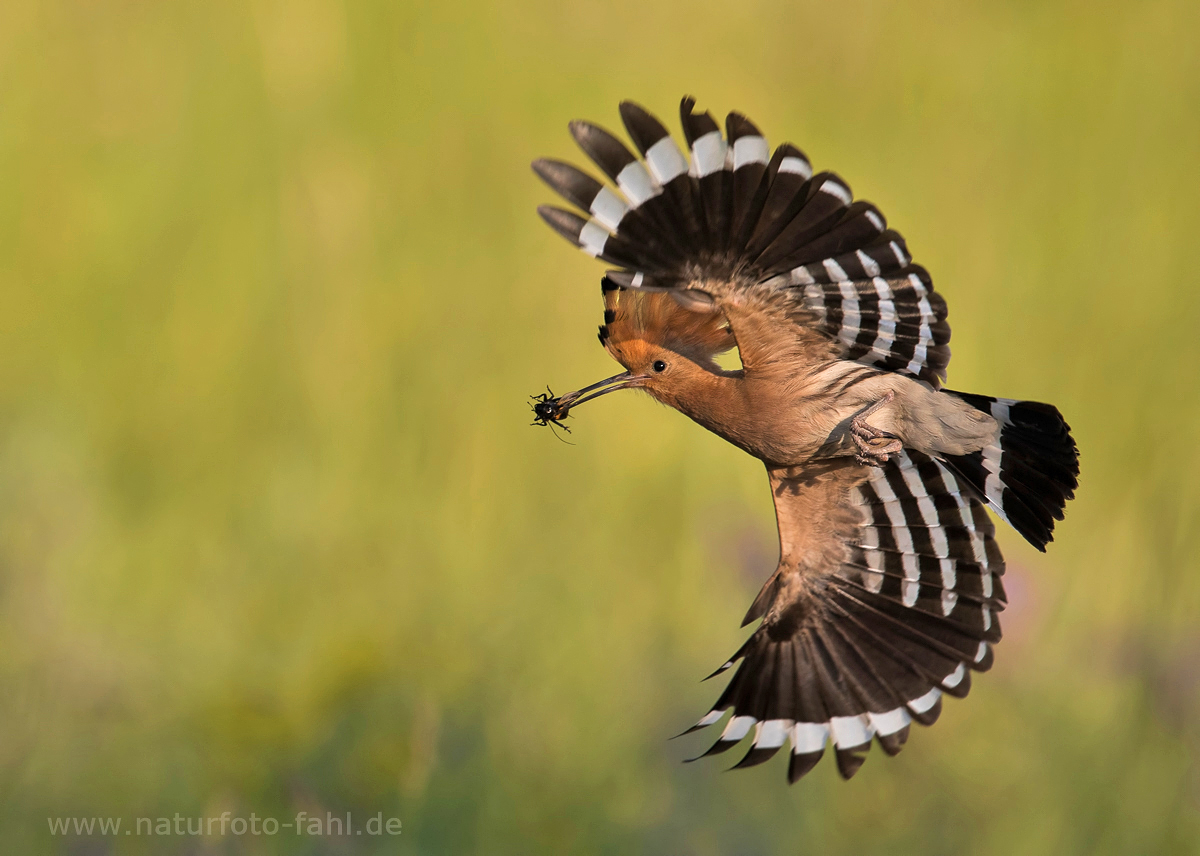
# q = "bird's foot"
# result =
<box><xmin>852</xmin><ymin>430</ymin><xmax>902</xmax><ymax>467</ymax></box>
<box><xmin>851</xmin><ymin>391</ymin><xmax>902</xmax><ymax>467</ymax></box>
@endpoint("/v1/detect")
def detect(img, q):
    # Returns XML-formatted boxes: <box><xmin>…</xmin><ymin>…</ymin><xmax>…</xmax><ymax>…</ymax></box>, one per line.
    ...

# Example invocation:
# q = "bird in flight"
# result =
<box><xmin>530</xmin><ymin>97</ymin><xmax>1079</xmax><ymax>782</ymax></box>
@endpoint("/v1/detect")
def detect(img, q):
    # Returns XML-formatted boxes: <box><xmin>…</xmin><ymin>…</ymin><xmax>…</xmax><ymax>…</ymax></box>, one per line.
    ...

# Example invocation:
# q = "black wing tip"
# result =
<box><xmin>788</xmin><ymin>749</ymin><xmax>826</xmax><ymax>784</ymax></box>
<box><xmin>536</xmin><ymin>202</ymin><xmax>572</xmax><ymax>220</ymax></box>
<box><xmin>678</xmin><ymin>95</ymin><xmax>721</xmax><ymax>145</ymax></box>
<box><xmin>686</xmin><ymin>737</ymin><xmax>743</xmax><ymax>762</ymax></box>
<box><xmin>774</xmin><ymin>141</ymin><xmax>807</xmax><ymax>160</ymax></box>
<box><xmin>617</xmin><ymin>100</ymin><xmax>670</xmax><ymax>153</ymax></box>
<box><xmin>530</xmin><ymin>156</ymin><xmax>583</xmax><ymax>183</ymax></box>
<box><xmin>701</xmin><ymin>660</ymin><xmax>735</xmax><ymax>682</ymax></box>
<box><xmin>729</xmin><ymin>744</ymin><xmax>784</xmax><ymax>770</ymax></box>
<box><xmin>835</xmin><ymin>744</ymin><xmax>870</xmax><ymax>780</ymax></box>
<box><xmin>876</xmin><ymin>725</ymin><xmax>910</xmax><ymax>757</ymax></box>
<box><xmin>530</xmin><ymin>156</ymin><xmax>560</xmax><ymax>176</ymax></box>
<box><xmin>908</xmin><ymin>696</ymin><xmax>942</xmax><ymax>727</ymax></box>
<box><xmin>725</xmin><ymin>111</ymin><xmax>762</xmax><ymax>141</ymax></box>
<box><xmin>536</xmin><ymin>205</ymin><xmax>583</xmax><ymax>239</ymax></box>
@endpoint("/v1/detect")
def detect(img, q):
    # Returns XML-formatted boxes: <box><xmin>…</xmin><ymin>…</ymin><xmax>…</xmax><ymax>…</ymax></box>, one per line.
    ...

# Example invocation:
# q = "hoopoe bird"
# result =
<box><xmin>531</xmin><ymin>97</ymin><xmax>1079</xmax><ymax>782</ymax></box>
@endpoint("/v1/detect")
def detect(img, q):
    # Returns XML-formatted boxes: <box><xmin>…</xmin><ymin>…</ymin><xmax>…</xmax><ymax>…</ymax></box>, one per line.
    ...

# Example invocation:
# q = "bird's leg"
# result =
<box><xmin>850</xmin><ymin>390</ymin><xmax>903</xmax><ymax>466</ymax></box>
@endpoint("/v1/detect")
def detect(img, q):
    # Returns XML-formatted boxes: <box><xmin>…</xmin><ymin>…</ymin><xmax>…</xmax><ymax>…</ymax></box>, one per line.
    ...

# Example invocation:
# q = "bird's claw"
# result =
<box><xmin>851</xmin><ymin>410</ymin><xmax>902</xmax><ymax>468</ymax></box>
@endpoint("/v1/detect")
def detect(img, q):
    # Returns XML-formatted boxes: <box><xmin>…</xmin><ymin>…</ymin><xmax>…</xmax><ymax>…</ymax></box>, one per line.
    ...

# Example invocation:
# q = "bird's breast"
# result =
<box><xmin>666</xmin><ymin>370</ymin><xmax>858</xmax><ymax>466</ymax></box>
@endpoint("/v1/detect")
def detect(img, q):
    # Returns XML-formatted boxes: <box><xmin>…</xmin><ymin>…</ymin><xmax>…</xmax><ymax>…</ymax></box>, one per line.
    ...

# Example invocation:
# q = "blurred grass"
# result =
<box><xmin>1</xmin><ymin>0</ymin><xmax>1199</xmax><ymax>852</ymax></box>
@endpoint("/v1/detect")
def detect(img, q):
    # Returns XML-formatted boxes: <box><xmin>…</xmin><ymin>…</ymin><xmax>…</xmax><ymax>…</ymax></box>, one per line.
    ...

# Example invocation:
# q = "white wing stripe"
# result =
<box><xmin>830</xmin><ymin>715</ymin><xmax>874</xmax><ymax>748</ymax></box>
<box><xmin>578</xmin><ymin>220</ymin><xmax>609</xmax><ymax>257</ymax></box>
<box><xmin>720</xmin><ymin>715</ymin><xmax>756</xmax><ymax>742</ymax></box>
<box><xmin>779</xmin><ymin>156</ymin><xmax>812</xmax><ymax>178</ymax></box>
<box><xmin>982</xmin><ymin>445</ymin><xmax>1006</xmax><ymax>509</ymax></box>
<box><xmin>898</xmin><ymin>460</ymin><xmax>948</xmax><ymax>556</ymax></box>
<box><xmin>869</xmin><ymin>468</ymin><xmax>917</xmax><ymax>562</ymax></box>
<box><xmin>902</xmin><ymin>274</ymin><xmax>934</xmax><ymax>375</ymax></box>
<box><xmin>868</xmin><ymin>706</ymin><xmax>912</xmax><ymax>736</ymax></box>
<box><xmin>754</xmin><ymin>719</ymin><xmax>791</xmax><ymax>749</ymax></box>
<box><xmin>690</xmin><ymin>130</ymin><xmax>727</xmax><ymax>177</ymax></box>
<box><xmin>616</xmin><ymin>161</ymin><xmax>659</xmax><ymax>207</ymax></box>
<box><xmin>870</xmin><ymin>278</ymin><xmax>898</xmax><ymax>358</ymax></box>
<box><xmin>732</xmin><ymin>135</ymin><xmax>769</xmax><ymax>169</ymax></box>
<box><xmin>644</xmin><ymin>136</ymin><xmax>688</xmax><ymax>185</ymax></box>
<box><xmin>820</xmin><ymin>178</ymin><xmax>852</xmax><ymax>206</ymax></box>
<box><xmin>589</xmin><ymin>187</ymin><xmax>629</xmax><ymax>231</ymax></box>
<box><xmin>791</xmin><ymin>721</ymin><xmax>829</xmax><ymax>754</ymax></box>
<box><xmin>939</xmin><ymin>557</ymin><xmax>957</xmax><ymax>591</ymax></box>
<box><xmin>824</xmin><ymin>258</ymin><xmax>850</xmax><ymax>282</ymax></box>
<box><xmin>791</xmin><ymin>266</ymin><xmax>816</xmax><ymax>286</ymax></box>
<box><xmin>908</xmin><ymin>687</ymin><xmax>942</xmax><ymax>714</ymax></box>
<box><xmin>856</xmin><ymin>249</ymin><xmax>881</xmax><ymax>277</ymax></box>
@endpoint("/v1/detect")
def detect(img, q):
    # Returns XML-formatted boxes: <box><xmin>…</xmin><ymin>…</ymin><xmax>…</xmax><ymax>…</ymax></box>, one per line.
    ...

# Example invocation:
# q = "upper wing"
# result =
<box><xmin>534</xmin><ymin>98</ymin><xmax>951</xmax><ymax>386</ymax></box>
<box><xmin>683</xmin><ymin>450</ymin><xmax>1005</xmax><ymax>782</ymax></box>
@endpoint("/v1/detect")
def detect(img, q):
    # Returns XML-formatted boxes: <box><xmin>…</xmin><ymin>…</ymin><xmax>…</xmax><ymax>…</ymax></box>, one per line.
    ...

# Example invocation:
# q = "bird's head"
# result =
<box><xmin>531</xmin><ymin>281</ymin><xmax>736</xmax><ymax>427</ymax></box>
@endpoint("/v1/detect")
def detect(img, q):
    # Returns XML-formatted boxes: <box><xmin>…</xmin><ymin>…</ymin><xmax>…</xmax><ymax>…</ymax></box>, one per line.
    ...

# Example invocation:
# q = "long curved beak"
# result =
<box><xmin>556</xmin><ymin>371</ymin><xmax>647</xmax><ymax>412</ymax></box>
<box><xmin>533</xmin><ymin>371</ymin><xmax>647</xmax><ymax>426</ymax></box>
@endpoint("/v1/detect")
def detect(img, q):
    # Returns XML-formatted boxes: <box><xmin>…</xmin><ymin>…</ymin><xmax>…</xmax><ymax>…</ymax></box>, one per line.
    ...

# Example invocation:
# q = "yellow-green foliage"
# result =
<box><xmin>2</xmin><ymin>1</ymin><xmax>1198</xmax><ymax>853</ymax></box>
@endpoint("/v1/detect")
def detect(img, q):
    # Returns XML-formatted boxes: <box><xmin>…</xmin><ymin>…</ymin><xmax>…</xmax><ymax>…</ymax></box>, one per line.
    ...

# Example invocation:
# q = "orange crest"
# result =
<box><xmin>597</xmin><ymin>281</ymin><xmax>736</xmax><ymax>369</ymax></box>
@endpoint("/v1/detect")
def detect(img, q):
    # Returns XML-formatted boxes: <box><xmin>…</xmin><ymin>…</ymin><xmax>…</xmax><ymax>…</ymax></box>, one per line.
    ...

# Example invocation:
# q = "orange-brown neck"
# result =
<box><xmin>647</xmin><ymin>370</ymin><xmax>778</xmax><ymax>460</ymax></box>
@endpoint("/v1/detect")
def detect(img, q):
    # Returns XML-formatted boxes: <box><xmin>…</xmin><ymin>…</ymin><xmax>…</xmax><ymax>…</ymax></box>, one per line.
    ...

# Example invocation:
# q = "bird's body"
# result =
<box><xmin>532</xmin><ymin>97</ymin><xmax>1079</xmax><ymax>782</ymax></box>
<box><xmin>643</xmin><ymin>342</ymin><xmax>997</xmax><ymax>466</ymax></box>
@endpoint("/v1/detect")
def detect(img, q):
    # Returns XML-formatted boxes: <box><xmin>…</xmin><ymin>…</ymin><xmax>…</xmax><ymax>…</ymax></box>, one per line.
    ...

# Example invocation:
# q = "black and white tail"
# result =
<box><xmin>940</xmin><ymin>392</ymin><xmax>1080</xmax><ymax>551</ymax></box>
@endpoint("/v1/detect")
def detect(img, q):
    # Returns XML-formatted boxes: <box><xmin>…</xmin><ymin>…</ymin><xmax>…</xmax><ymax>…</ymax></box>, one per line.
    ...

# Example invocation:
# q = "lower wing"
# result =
<box><xmin>684</xmin><ymin>450</ymin><xmax>1005</xmax><ymax>782</ymax></box>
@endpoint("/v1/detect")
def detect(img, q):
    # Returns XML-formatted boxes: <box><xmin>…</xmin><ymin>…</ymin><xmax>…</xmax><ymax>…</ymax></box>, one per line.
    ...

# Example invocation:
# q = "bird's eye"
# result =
<box><xmin>652</xmin><ymin>360</ymin><xmax>667</xmax><ymax>373</ymax></box>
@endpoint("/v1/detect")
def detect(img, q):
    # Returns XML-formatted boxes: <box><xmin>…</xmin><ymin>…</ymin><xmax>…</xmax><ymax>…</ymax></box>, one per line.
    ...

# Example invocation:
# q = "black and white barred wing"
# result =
<box><xmin>533</xmin><ymin>97</ymin><xmax>950</xmax><ymax>385</ymax></box>
<box><xmin>685</xmin><ymin>451</ymin><xmax>1005</xmax><ymax>783</ymax></box>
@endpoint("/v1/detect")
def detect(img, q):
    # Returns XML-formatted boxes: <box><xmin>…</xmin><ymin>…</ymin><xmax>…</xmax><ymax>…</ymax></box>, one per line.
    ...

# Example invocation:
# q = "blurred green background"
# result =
<box><xmin>2</xmin><ymin>0</ymin><xmax>1199</xmax><ymax>852</ymax></box>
